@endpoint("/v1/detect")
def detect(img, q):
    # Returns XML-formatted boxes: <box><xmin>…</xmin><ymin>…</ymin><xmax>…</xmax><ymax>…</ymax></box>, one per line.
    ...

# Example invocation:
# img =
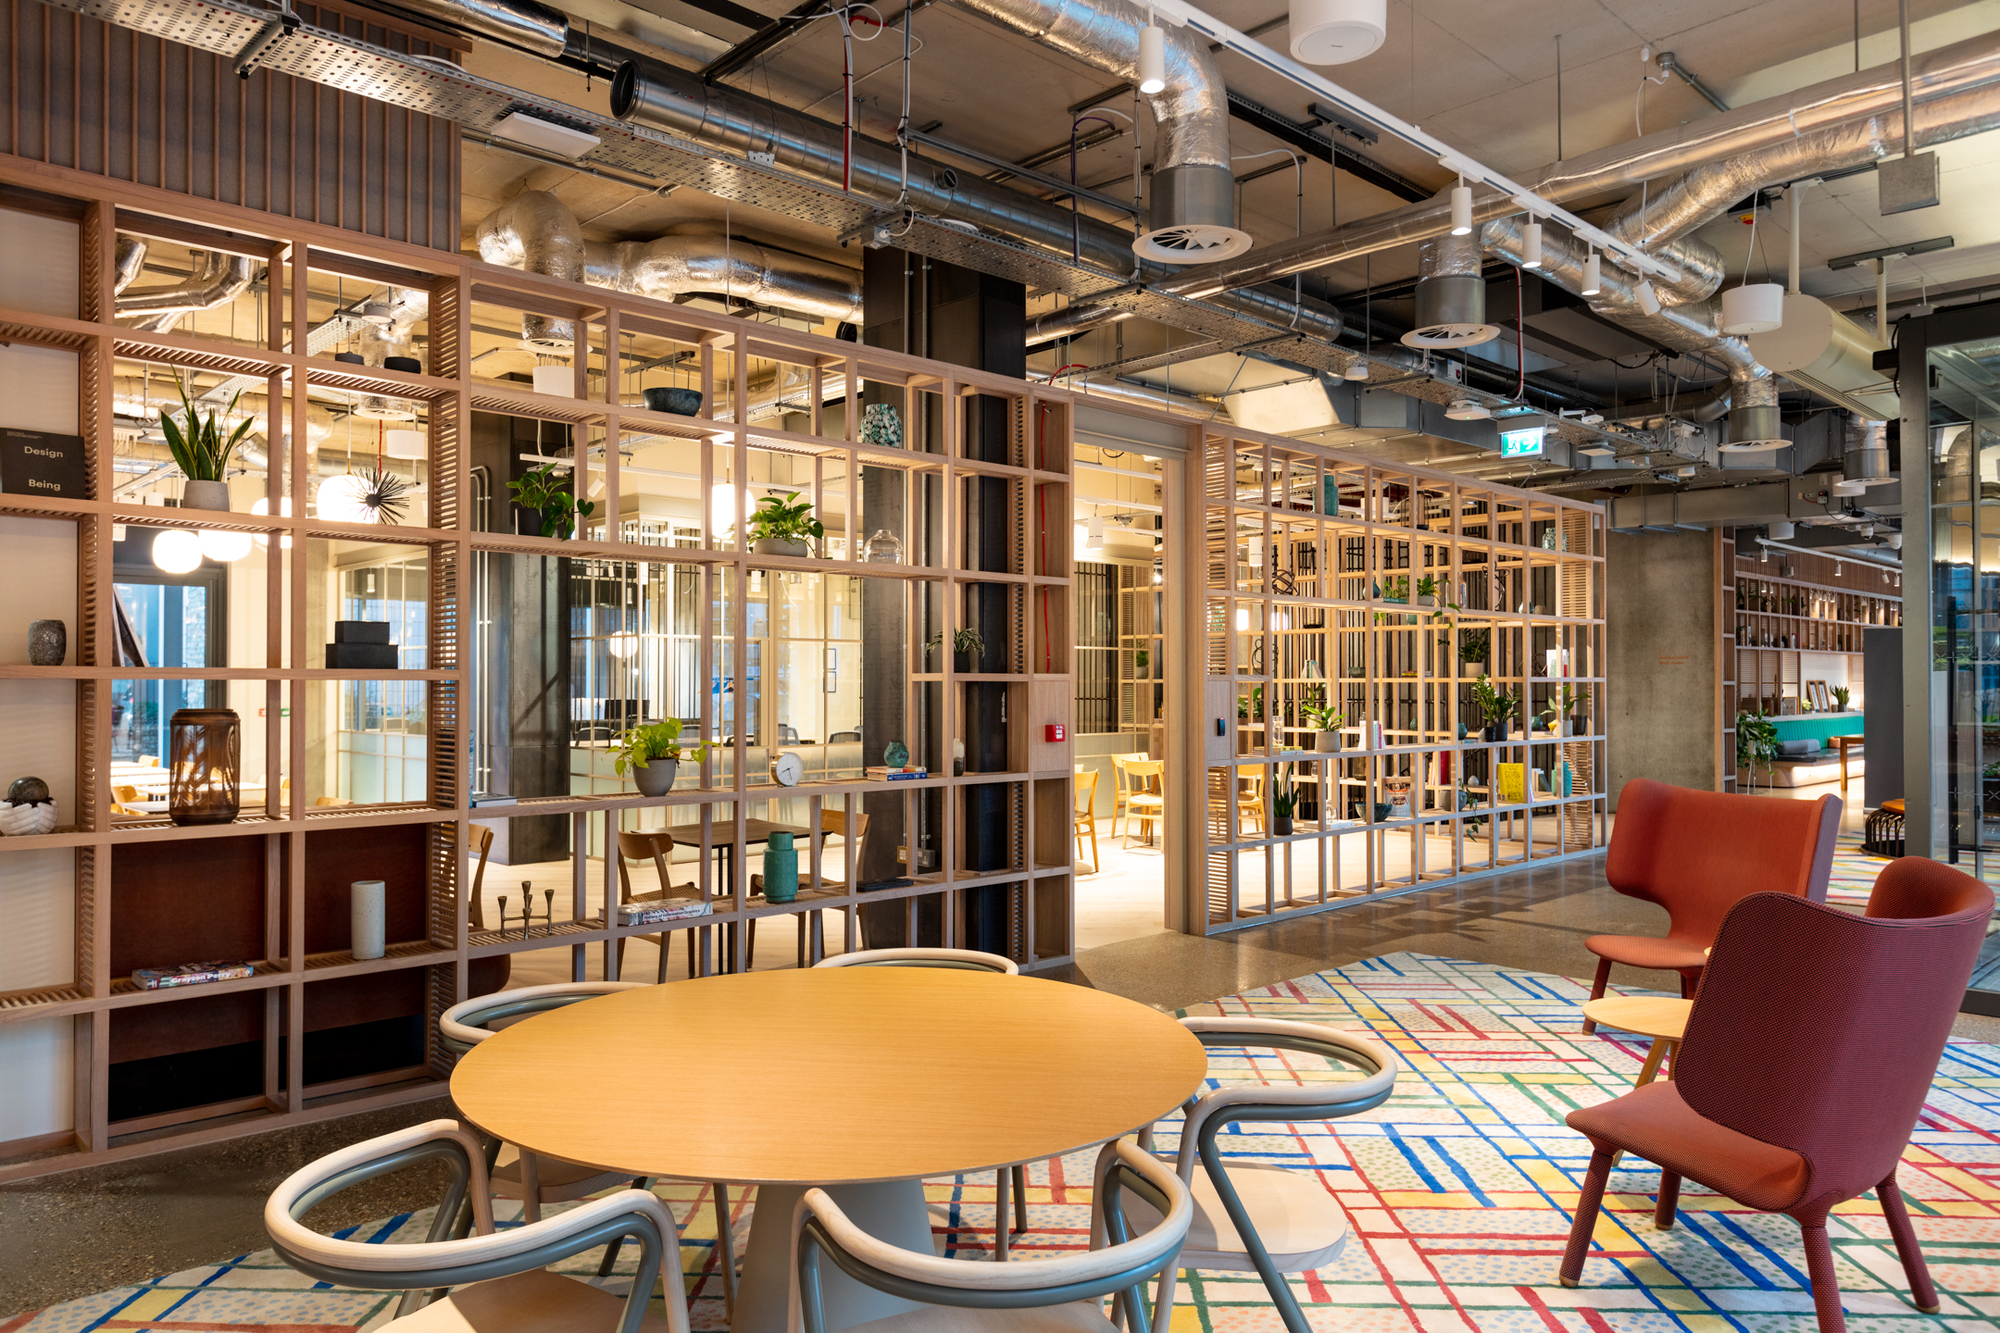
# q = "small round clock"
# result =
<box><xmin>771</xmin><ymin>751</ymin><xmax>805</xmax><ymax>786</ymax></box>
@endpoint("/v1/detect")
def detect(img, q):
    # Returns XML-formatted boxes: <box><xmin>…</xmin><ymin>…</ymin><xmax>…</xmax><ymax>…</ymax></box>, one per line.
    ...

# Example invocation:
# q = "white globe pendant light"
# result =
<box><xmin>1290</xmin><ymin>0</ymin><xmax>1386</xmax><ymax>64</ymax></box>
<box><xmin>1720</xmin><ymin>282</ymin><xmax>1786</xmax><ymax>335</ymax></box>
<box><xmin>198</xmin><ymin>528</ymin><xmax>254</xmax><ymax>562</ymax></box>
<box><xmin>152</xmin><ymin>529</ymin><xmax>202</xmax><ymax>574</ymax></box>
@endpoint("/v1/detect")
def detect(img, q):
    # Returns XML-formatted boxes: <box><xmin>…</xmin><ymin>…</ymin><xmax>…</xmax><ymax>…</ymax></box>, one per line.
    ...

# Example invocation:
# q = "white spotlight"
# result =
<box><xmin>1445</xmin><ymin>399</ymin><xmax>1491</xmax><ymax>420</ymax></box>
<box><xmin>1581</xmin><ymin>251</ymin><xmax>1602</xmax><ymax>296</ymax></box>
<box><xmin>152</xmin><ymin>529</ymin><xmax>202</xmax><ymax>574</ymax></box>
<box><xmin>1344</xmin><ymin>359</ymin><xmax>1370</xmax><ymax>381</ymax></box>
<box><xmin>1769</xmin><ymin>520</ymin><xmax>1794</xmax><ymax>540</ymax></box>
<box><xmin>1522</xmin><ymin>220</ymin><xmax>1543</xmax><ymax>269</ymax></box>
<box><xmin>1635</xmin><ymin>280</ymin><xmax>1661</xmax><ymax>315</ymax></box>
<box><xmin>1887</xmin><ymin>531</ymin><xmax>1903</xmax><ymax>550</ymax></box>
<box><xmin>1289</xmin><ymin>0</ymin><xmax>1387</xmax><ymax>64</ymax></box>
<box><xmin>1138</xmin><ymin>19</ymin><xmax>1167</xmax><ymax>94</ymax></box>
<box><xmin>1449</xmin><ymin>183</ymin><xmax>1473</xmax><ymax>237</ymax></box>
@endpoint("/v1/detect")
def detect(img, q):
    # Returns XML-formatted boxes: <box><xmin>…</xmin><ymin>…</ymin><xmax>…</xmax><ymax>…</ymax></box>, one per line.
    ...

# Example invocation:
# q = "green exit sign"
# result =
<box><xmin>1500</xmin><ymin>425</ymin><xmax>1545</xmax><ymax>458</ymax></box>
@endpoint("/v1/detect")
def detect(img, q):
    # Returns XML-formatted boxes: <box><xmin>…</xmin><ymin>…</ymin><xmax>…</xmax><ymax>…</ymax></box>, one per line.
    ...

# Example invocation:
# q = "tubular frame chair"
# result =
<box><xmin>266</xmin><ymin>1118</ymin><xmax>688</xmax><ymax>1333</ymax></box>
<box><xmin>814</xmin><ymin>947</ymin><xmax>1030</xmax><ymax>1256</ymax></box>
<box><xmin>789</xmin><ymin>1136</ymin><xmax>1192</xmax><ymax>1333</ymax></box>
<box><xmin>1581</xmin><ymin>778</ymin><xmax>1839</xmax><ymax>1032</ymax></box>
<box><xmin>1136</xmin><ymin>1017</ymin><xmax>1399</xmax><ymax>1333</ymax></box>
<box><xmin>441</xmin><ymin>982</ymin><xmax>739</xmax><ymax>1305</ymax></box>
<box><xmin>1559</xmin><ymin>859</ymin><xmax>1994</xmax><ymax>1333</ymax></box>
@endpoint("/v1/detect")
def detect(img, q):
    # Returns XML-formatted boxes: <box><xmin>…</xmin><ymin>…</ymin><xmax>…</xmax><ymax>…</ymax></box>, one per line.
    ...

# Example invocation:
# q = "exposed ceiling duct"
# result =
<box><xmin>1401</xmin><ymin>216</ymin><xmax>1498</xmax><ymax>350</ymax></box>
<box><xmin>1745</xmin><ymin>294</ymin><xmax>1895</xmax><ymax>419</ymax></box>
<box><xmin>1048</xmin><ymin>30</ymin><xmax>2000</xmax><ymax>320</ymax></box>
<box><xmin>475</xmin><ymin>191</ymin><xmax>865</xmax><ymax>338</ymax></box>
<box><xmin>951</xmin><ymin>0</ymin><xmax>1248</xmax><ymax>263</ymax></box>
<box><xmin>115</xmin><ymin>247</ymin><xmax>258</xmax><ymax>331</ymax></box>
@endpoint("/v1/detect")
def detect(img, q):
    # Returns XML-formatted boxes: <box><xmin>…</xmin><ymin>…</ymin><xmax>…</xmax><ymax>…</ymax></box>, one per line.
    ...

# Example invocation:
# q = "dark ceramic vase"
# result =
<box><xmin>28</xmin><ymin>619</ymin><xmax>64</xmax><ymax>666</ymax></box>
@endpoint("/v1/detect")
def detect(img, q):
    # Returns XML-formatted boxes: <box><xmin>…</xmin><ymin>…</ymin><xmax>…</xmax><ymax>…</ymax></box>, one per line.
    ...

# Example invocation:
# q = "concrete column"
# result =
<box><xmin>1607</xmin><ymin>529</ymin><xmax>1721</xmax><ymax>800</ymax></box>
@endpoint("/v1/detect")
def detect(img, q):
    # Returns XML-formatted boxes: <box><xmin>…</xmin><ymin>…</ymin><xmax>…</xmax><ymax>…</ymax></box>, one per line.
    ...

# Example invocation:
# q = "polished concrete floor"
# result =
<box><xmin>4</xmin><ymin>841</ymin><xmax>1993</xmax><ymax>1316</ymax></box>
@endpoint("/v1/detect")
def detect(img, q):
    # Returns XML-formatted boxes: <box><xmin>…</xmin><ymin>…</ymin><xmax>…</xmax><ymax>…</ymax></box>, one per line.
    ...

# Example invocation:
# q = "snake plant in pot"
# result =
<box><xmin>161</xmin><ymin>377</ymin><xmax>253</xmax><ymax>512</ymax></box>
<box><xmin>1270</xmin><ymin>764</ymin><xmax>1296</xmax><ymax>836</ymax></box>
<box><xmin>613</xmin><ymin>719</ymin><xmax>707</xmax><ymax>797</ymax></box>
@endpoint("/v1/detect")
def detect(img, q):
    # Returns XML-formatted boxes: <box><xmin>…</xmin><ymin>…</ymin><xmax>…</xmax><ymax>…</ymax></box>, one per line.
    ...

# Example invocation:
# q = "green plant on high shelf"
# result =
<box><xmin>1415</xmin><ymin>574</ymin><xmax>1460</xmax><ymax>621</ymax></box>
<box><xmin>924</xmin><ymin>627</ymin><xmax>987</xmax><ymax>671</ymax></box>
<box><xmin>1831</xmin><ymin>685</ymin><xmax>1851</xmax><ymax>711</ymax></box>
<box><xmin>1459</xmin><ymin>626</ymin><xmax>1491</xmax><ymax>673</ymax></box>
<box><xmin>747</xmin><ymin>490</ymin><xmax>824</xmax><ymax>555</ymax></box>
<box><xmin>611</xmin><ymin>718</ymin><xmax>707</xmax><ymax>775</ymax></box>
<box><xmin>161</xmin><ymin>376</ymin><xmax>254</xmax><ymax>509</ymax></box>
<box><xmin>1381</xmin><ymin>575</ymin><xmax>1409</xmax><ymax>603</ymax></box>
<box><xmin>1300</xmin><ymin>696</ymin><xmax>1345</xmax><ymax>752</ymax></box>
<box><xmin>1542</xmin><ymin>684</ymin><xmax>1591</xmax><ymax>735</ymax></box>
<box><xmin>1736</xmin><ymin>710</ymin><xmax>1778</xmax><ymax>793</ymax></box>
<box><xmin>509</xmin><ymin>463</ymin><xmax>596</xmax><ymax>539</ymax></box>
<box><xmin>1470</xmin><ymin>676</ymin><xmax>1518</xmax><ymax>741</ymax></box>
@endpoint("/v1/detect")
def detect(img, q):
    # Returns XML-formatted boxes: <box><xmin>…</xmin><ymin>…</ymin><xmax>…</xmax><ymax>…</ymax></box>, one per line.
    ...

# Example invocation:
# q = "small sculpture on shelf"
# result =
<box><xmin>28</xmin><ymin>619</ymin><xmax>65</xmax><ymax>666</ymax></box>
<box><xmin>0</xmin><ymin>776</ymin><xmax>56</xmax><ymax>836</ymax></box>
<box><xmin>496</xmin><ymin>883</ymin><xmax>556</xmax><ymax>940</ymax></box>
<box><xmin>859</xmin><ymin>402</ymin><xmax>903</xmax><ymax>449</ymax></box>
<box><xmin>865</xmin><ymin>528</ymin><xmax>904</xmax><ymax>563</ymax></box>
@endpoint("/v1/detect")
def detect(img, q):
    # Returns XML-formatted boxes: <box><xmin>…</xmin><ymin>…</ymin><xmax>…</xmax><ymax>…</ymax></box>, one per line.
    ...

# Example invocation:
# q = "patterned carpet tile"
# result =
<box><xmin>11</xmin><ymin>951</ymin><xmax>1998</xmax><ymax>1333</ymax></box>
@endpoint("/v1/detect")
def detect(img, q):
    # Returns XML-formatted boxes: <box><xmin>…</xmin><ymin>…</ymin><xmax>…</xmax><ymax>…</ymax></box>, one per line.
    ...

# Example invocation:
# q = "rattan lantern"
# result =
<box><xmin>168</xmin><ymin>707</ymin><xmax>241</xmax><ymax>825</ymax></box>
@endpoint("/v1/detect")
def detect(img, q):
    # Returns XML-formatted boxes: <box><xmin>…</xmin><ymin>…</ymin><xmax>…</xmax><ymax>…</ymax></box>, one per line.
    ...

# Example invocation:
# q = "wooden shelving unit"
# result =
<box><xmin>1725</xmin><ymin>538</ymin><xmax>1902</xmax><ymax>719</ymax></box>
<box><xmin>0</xmin><ymin>161</ymin><xmax>1075</xmax><ymax>1178</ymax></box>
<box><xmin>1192</xmin><ymin>430</ymin><xmax>1606</xmax><ymax>929</ymax></box>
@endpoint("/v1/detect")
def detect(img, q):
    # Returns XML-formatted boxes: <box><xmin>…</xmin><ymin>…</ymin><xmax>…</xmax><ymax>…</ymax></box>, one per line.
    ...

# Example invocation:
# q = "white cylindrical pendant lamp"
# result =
<box><xmin>1720</xmin><ymin>282</ymin><xmax>1786</xmax><ymax>335</ymax></box>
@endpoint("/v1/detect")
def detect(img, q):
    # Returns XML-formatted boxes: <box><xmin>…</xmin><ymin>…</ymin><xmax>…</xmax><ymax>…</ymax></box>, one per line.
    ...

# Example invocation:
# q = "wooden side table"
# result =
<box><xmin>1830</xmin><ymin>735</ymin><xmax>1862</xmax><ymax>798</ymax></box>
<box><xmin>1580</xmin><ymin>995</ymin><xmax>1691</xmax><ymax>1087</ymax></box>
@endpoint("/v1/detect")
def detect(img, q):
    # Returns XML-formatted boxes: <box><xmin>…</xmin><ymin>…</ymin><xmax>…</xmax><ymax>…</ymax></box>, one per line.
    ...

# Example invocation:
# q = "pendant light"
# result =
<box><xmin>1581</xmin><ymin>250</ymin><xmax>1602</xmax><ymax>296</ymax></box>
<box><xmin>1449</xmin><ymin>181</ymin><xmax>1473</xmax><ymax>236</ymax></box>
<box><xmin>1522</xmin><ymin>220</ymin><xmax>1543</xmax><ymax>269</ymax></box>
<box><xmin>1137</xmin><ymin>13</ymin><xmax>1167</xmax><ymax>94</ymax></box>
<box><xmin>1635</xmin><ymin>280</ymin><xmax>1661</xmax><ymax>315</ymax></box>
<box><xmin>152</xmin><ymin>529</ymin><xmax>202</xmax><ymax>574</ymax></box>
<box><xmin>1289</xmin><ymin>0</ymin><xmax>1387</xmax><ymax>64</ymax></box>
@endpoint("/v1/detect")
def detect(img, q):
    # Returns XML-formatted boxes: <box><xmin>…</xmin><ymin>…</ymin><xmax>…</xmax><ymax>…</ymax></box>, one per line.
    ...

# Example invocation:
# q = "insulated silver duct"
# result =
<box><xmin>950</xmin><ymin>0</ymin><xmax>1246</xmax><ymax>263</ymax></box>
<box><xmin>1482</xmin><ymin>216</ymin><xmax>1778</xmax><ymax>448</ymax></box>
<box><xmin>116</xmin><ymin>250</ymin><xmax>257</xmax><ymax>329</ymax></box>
<box><xmin>476</xmin><ymin>192</ymin><xmax>865</xmax><ymax>339</ymax></box>
<box><xmin>388</xmin><ymin>0</ymin><xmax>568</xmax><ymax>55</ymax></box>
<box><xmin>112</xmin><ymin>236</ymin><xmax>148</xmax><ymax>295</ymax></box>
<box><xmin>1844</xmin><ymin>417</ymin><xmax>1893</xmax><ymax>484</ymax></box>
<box><xmin>1081</xmin><ymin>28</ymin><xmax>2000</xmax><ymax>307</ymax></box>
<box><xmin>1402</xmin><ymin>217</ymin><xmax>1498</xmax><ymax>349</ymax></box>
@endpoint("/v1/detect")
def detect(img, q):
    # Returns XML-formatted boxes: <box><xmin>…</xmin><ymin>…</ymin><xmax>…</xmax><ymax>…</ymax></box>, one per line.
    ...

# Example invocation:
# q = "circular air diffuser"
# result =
<box><xmin>1290</xmin><ymin>0</ymin><xmax>1387</xmax><ymax>64</ymax></box>
<box><xmin>1401</xmin><ymin>274</ymin><xmax>1500</xmax><ymax>349</ymax></box>
<box><xmin>1132</xmin><ymin>223</ymin><xmax>1253</xmax><ymax>264</ymax></box>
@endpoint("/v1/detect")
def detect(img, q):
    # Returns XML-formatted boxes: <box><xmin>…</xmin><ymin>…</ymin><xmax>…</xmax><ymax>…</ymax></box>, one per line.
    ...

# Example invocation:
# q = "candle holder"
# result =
<box><xmin>495</xmin><ymin>882</ymin><xmax>555</xmax><ymax>940</ymax></box>
<box><xmin>168</xmin><ymin>708</ymin><xmax>240</xmax><ymax>826</ymax></box>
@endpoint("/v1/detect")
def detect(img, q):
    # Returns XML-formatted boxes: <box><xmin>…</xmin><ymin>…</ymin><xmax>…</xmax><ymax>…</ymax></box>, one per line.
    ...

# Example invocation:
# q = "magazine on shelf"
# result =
<box><xmin>616</xmin><ymin>899</ymin><xmax>713</xmax><ymax>925</ymax></box>
<box><xmin>134</xmin><ymin>961</ymin><xmax>255</xmax><ymax>990</ymax></box>
<box><xmin>865</xmin><ymin>767</ymin><xmax>928</xmax><ymax>780</ymax></box>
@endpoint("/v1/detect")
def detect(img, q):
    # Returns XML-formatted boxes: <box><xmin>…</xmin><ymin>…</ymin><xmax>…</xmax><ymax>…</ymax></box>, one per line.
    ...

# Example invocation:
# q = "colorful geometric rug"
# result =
<box><xmin>11</xmin><ymin>953</ymin><xmax>1999</xmax><ymax>1333</ymax></box>
<box><xmin>1828</xmin><ymin>830</ymin><xmax>1893</xmax><ymax>907</ymax></box>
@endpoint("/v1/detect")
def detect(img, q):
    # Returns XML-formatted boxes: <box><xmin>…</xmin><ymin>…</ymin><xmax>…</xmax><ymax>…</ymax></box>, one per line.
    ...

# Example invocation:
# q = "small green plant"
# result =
<box><xmin>1381</xmin><ymin>575</ymin><xmax>1409</xmax><ymax>603</ymax></box>
<box><xmin>509</xmin><ymin>463</ymin><xmax>596</xmax><ymax>539</ymax></box>
<box><xmin>924</xmin><ymin>627</ymin><xmax>986</xmax><ymax>663</ymax></box>
<box><xmin>1271</xmin><ymin>765</ymin><xmax>1297</xmax><ymax>820</ymax></box>
<box><xmin>1470</xmin><ymin>677</ymin><xmax>1518</xmax><ymax>729</ymax></box>
<box><xmin>1134</xmin><ymin>649</ymin><xmax>1150</xmax><ymax>670</ymax></box>
<box><xmin>1543</xmin><ymin>684</ymin><xmax>1591</xmax><ymax>727</ymax></box>
<box><xmin>747</xmin><ymin>490</ymin><xmax>824</xmax><ymax>547</ymax></box>
<box><xmin>1300</xmin><ymin>699</ymin><xmax>1345</xmax><ymax>732</ymax></box>
<box><xmin>1736</xmin><ymin>710</ymin><xmax>1778</xmax><ymax>790</ymax></box>
<box><xmin>1831</xmin><ymin>685</ymin><xmax>1851</xmax><ymax>710</ymax></box>
<box><xmin>160</xmin><ymin>376</ymin><xmax>253</xmax><ymax>482</ymax></box>
<box><xmin>1459</xmin><ymin>627</ymin><xmax>1490</xmax><ymax>663</ymax></box>
<box><xmin>611</xmin><ymin>718</ymin><xmax>706</xmax><ymax>775</ymax></box>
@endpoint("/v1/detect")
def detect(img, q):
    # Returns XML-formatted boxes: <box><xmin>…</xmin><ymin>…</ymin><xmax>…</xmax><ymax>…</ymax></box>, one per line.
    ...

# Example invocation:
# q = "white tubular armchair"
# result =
<box><xmin>441</xmin><ymin>981</ymin><xmax>739</xmax><ymax>1306</ymax></box>
<box><xmin>813</xmin><ymin>947</ymin><xmax>1025</xmax><ymax>1255</ymax></box>
<box><xmin>265</xmin><ymin>1119</ymin><xmax>690</xmax><ymax>1333</ymax></box>
<box><xmin>788</xmin><ymin>1136</ymin><xmax>1190</xmax><ymax>1333</ymax></box>
<box><xmin>1134</xmin><ymin>1017</ymin><xmax>1399</xmax><ymax>1333</ymax></box>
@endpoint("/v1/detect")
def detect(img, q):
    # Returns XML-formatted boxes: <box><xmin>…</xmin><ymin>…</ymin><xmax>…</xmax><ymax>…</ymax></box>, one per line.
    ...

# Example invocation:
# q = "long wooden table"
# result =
<box><xmin>452</xmin><ymin>968</ymin><xmax>1207</xmax><ymax>1333</ymax></box>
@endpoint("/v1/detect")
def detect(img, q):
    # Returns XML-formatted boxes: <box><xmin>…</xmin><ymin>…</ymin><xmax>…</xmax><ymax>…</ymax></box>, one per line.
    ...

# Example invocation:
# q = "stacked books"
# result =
<box><xmin>134</xmin><ymin>961</ymin><xmax>255</xmax><ymax>990</ymax></box>
<box><xmin>616</xmin><ymin>899</ymin><xmax>712</xmax><ymax>926</ymax></box>
<box><xmin>865</xmin><ymin>766</ymin><xmax>928</xmax><ymax>780</ymax></box>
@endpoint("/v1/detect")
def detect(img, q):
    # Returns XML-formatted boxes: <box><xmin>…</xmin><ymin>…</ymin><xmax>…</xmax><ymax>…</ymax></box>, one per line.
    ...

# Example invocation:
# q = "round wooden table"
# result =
<box><xmin>1580</xmin><ymin>995</ymin><xmax>1691</xmax><ymax>1087</ymax></box>
<box><xmin>452</xmin><ymin>968</ymin><xmax>1208</xmax><ymax>1333</ymax></box>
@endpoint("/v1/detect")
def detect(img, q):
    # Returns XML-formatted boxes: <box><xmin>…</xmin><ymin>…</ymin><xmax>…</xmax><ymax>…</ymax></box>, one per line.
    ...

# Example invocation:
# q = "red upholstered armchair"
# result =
<box><xmin>1559</xmin><ymin>857</ymin><xmax>1994</xmax><ymax>1333</ymax></box>
<box><xmin>1582</xmin><ymin>778</ymin><xmax>1840</xmax><ymax>1032</ymax></box>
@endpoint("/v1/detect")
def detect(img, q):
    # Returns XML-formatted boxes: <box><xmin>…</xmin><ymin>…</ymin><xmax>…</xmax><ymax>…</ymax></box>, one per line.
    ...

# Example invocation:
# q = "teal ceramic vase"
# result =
<box><xmin>762</xmin><ymin>832</ymin><xmax>799</xmax><ymax>902</ymax></box>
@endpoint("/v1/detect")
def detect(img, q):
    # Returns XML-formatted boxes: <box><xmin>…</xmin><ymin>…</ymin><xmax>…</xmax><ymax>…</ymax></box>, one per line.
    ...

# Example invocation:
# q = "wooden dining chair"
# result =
<box><xmin>1123</xmin><ymin>759</ymin><xmax>1165</xmax><ymax>848</ymax></box>
<box><xmin>614</xmin><ymin>829</ymin><xmax>712</xmax><ymax>981</ymax></box>
<box><xmin>1108</xmin><ymin>753</ymin><xmax>1147</xmax><ymax>836</ymax></box>
<box><xmin>466</xmin><ymin>825</ymin><xmax>494</xmax><ymax>931</ymax></box>
<box><xmin>749</xmin><ymin>808</ymin><xmax>871</xmax><ymax>969</ymax></box>
<box><xmin>313</xmin><ymin>796</ymin><xmax>353</xmax><ymax>807</ymax></box>
<box><xmin>1074</xmin><ymin>768</ymin><xmax>1101</xmax><ymax>872</ymax></box>
<box><xmin>1237</xmin><ymin>772</ymin><xmax>1267</xmax><ymax>833</ymax></box>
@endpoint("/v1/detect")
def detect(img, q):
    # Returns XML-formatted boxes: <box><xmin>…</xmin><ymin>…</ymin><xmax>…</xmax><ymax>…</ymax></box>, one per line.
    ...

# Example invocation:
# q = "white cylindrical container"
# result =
<box><xmin>351</xmin><ymin>879</ymin><xmax>386</xmax><ymax>960</ymax></box>
<box><xmin>532</xmin><ymin>364</ymin><xmax>574</xmax><ymax>397</ymax></box>
<box><xmin>1289</xmin><ymin>0</ymin><xmax>1386</xmax><ymax>63</ymax></box>
<box><xmin>1720</xmin><ymin>282</ymin><xmax>1786</xmax><ymax>334</ymax></box>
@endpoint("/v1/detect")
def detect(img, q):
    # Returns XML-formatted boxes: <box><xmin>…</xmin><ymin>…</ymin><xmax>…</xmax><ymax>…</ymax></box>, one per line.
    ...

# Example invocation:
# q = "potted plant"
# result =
<box><xmin>1831</xmin><ymin>685</ymin><xmax>1851</xmax><ymax>712</ymax></box>
<box><xmin>1459</xmin><ymin>627</ymin><xmax>1490</xmax><ymax>677</ymax></box>
<box><xmin>1414</xmin><ymin>574</ymin><xmax>1441</xmax><ymax>608</ymax></box>
<box><xmin>925</xmin><ymin>627</ymin><xmax>987</xmax><ymax>673</ymax></box>
<box><xmin>1300</xmin><ymin>697</ymin><xmax>1344</xmax><ymax>752</ymax></box>
<box><xmin>1381</xmin><ymin>574</ymin><xmax>1409</xmax><ymax>604</ymax></box>
<box><xmin>612</xmin><ymin>718</ymin><xmax>707</xmax><ymax>797</ymax></box>
<box><xmin>1544</xmin><ymin>685</ymin><xmax>1590</xmax><ymax>736</ymax></box>
<box><xmin>161</xmin><ymin>377</ymin><xmax>253</xmax><ymax>512</ymax></box>
<box><xmin>1270</xmin><ymin>765</ymin><xmax>1295</xmax><ymax>836</ymax></box>
<box><xmin>1471</xmin><ymin>677</ymin><xmax>1517</xmax><ymax>743</ymax></box>
<box><xmin>747</xmin><ymin>490</ymin><xmax>823</xmax><ymax>557</ymax></box>
<box><xmin>509</xmin><ymin>463</ymin><xmax>596</xmax><ymax>539</ymax></box>
<box><xmin>1735</xmin><ymin>710</ymin><xmax>1777</xmax><ymax>793</ymax></box>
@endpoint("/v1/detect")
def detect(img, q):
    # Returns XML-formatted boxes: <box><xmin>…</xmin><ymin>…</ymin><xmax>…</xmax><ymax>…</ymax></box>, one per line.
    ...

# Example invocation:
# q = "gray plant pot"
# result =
<box><xmin>1465</xmin><ymin>660</ymin><xmax>1488</xmax><ymax>677</ymax></box>
<box><xmin>753</xmin><ymin>537</ymin><xmax>810</xmax><ymax>557</ymax></box>
<box><xmin>632</xmin><ymin>758</ymin><xmax>678</xmax><ymax>797</ymax></box>
<box><xmin>181</xmin><ymin>479</ymin><xmax>232</xmax><ymax>511</ymax></box>
<box><xmin>1315</xmin><ymin>731</ymin><xmax>1342</xmax><ymax>753</ymax></box>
